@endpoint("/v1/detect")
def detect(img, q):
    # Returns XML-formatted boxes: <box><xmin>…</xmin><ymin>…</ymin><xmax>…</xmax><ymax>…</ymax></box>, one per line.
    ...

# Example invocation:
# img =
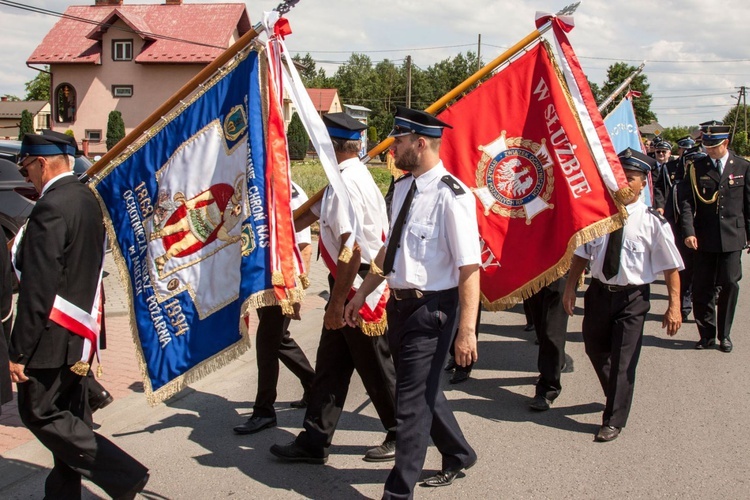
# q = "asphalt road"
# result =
<box><xmin>2</xmin><ymin>254</ymin><xmax>749</xmax><ymax>499</ymax></box>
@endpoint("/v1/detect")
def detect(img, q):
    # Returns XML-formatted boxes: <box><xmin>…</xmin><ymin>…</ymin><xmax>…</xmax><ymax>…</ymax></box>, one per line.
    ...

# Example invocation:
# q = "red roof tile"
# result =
<box><xmin>306</xmin><ymin>89</ymin><xmax>338</xmax><ymax>113</ymax></box>
<box><xmin>28</xmin><ymin>3</ymin><xmax>251</xmax><ymax>65</ymax></box>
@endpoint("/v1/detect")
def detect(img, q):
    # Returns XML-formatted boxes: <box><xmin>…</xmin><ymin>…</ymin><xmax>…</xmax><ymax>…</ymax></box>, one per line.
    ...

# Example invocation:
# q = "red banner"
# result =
<box><xmin>439</xmin><ymin>42</ymin><xmax>623</xmax><ymax>308</ymax></box>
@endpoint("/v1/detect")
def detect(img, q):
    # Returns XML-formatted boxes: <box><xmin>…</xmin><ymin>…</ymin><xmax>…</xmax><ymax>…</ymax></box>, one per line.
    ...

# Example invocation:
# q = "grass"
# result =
<box><xmin>291</xmin><ymin>158</ymin><xmax>392</xmax><ymax>199</ymax></box>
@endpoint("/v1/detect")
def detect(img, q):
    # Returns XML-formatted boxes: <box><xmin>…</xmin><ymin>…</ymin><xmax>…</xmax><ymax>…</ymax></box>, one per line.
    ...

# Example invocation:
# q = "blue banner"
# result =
<box><xmin>603</xmin><ymin>98</ymin><xmax>642</xmax><ymax>154</ymax></box>
<box><xmin>92</xmin><ymin>49</ymin><xmax>271</xmax><ymax>403</ymax></box>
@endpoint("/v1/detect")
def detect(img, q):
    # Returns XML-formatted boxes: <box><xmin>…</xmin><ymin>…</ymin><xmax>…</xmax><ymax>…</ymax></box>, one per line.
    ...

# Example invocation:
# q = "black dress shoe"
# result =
<box><xmin>233</xmin><ymin>415</ymin><xmax>276</xmax><ymax>435</ymax></box>
<box><xmin>270</xmin><ymin>441</ymin><xmax>327</xmax><ymax>464</ymax></box>
<box><xmin>524</xmin><ymin>323</ymin><xmax>535</xmax><ymax>332</ymax></box>
<box><xmin>290</xmin><ymin>394</ymin><xmax>308</xmax><ymax>408</ymax></box>
<box><xmin>421</xmin><ymin>457</ymin><xmax>477</xmax><ymax>487</ymax></box>
<box><xmin>449</xmin><ymin>370</ymin><xmax>470</xmax><ymax>384</ymax></box>
<box><xmin>720</xmin><ymin>338</ymin><xmax>733</xmax><ymax>353</ymax></box>
<box><xmin>363</xmin><ymin>439</ymin><xmax>396</xmax><ymax>462</ymax></box>
<box><xmin>695</xmin><ymin>338</ymin><xmax>716</xmax><ymax>350</ymax></box>
<box><xmin>594</xmin><ymin>425</ymin><xmax>621</xmax><ymax>442</ymax></box>
<box><xmin>115</xmin><ymin>472</ymin><xmax>149</xmax><ymax>500</ymax></box>
<box><xmin>443</xmin><ymin>356</ymin><xmax>456</xmax><ymax>372</ymax></box>
<box><xmin>681</xmin><ymin>311</ymin><xmax>690</xmax><ymax>322</ymax></box>
<box><xmin>529</xmin><ymin>395</ymin><xmax>551</xmax><ymax>411</ymax></box>
<box><xmin>89</xmin><ymin>389</ymin><xmax>114</xmax><ymax>413</ymax></box>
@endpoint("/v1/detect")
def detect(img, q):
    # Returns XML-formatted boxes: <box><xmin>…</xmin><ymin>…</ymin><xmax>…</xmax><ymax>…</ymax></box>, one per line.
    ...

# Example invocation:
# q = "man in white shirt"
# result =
<box><xmin>563</xmin><ymin>147</ymin><xmax>683</xmax><ymax>442</ymax></box>
<box><xmin>346</xmin><ymin>106</ymin><xmax>480</xmax><ymax>497</ymax></box>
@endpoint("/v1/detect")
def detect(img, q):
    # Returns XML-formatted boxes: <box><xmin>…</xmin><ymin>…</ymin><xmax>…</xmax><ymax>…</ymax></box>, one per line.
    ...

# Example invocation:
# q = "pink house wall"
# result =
<box><xmin>52</xmin><ymin>18</ymin><xmax>239</xmax><ymax>155</ymax></box>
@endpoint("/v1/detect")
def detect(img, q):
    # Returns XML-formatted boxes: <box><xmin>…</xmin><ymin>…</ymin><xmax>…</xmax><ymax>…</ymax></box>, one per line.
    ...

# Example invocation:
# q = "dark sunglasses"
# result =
<box><xmin>18</xmin><ymin>157</ymin><xmax>41</xmax><ymax>178</ymax></box>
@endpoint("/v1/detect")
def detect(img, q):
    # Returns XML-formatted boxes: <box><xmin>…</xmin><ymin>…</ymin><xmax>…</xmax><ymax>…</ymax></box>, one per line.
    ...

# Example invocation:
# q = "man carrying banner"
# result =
<box><xmin>346</xmin><ymin>106</ymin><xmax>479</xmax><ymax>496</ymax></box>
<box><xmin>8</xmin><ymin>132</ymin><xmax>149</xmax><ymax>498</ymax></box>
<box><xmin>233</xmin><ymin>181</ymin><xmax>316</xmax><ymax>434</ymax></box>
<box><xmin>563</xmin><ymin>148</ymin><xmax>683</xmax><ymax>442</ymax></box>
<box><xmin>679</xmin><ymin>124</ymin><xmax>750</xmax><ymax>352</ymax></box>
<box><xmin>271</xmin><ymin>113</ymin><xmax>397</xmax><ymax>464</ymax></box>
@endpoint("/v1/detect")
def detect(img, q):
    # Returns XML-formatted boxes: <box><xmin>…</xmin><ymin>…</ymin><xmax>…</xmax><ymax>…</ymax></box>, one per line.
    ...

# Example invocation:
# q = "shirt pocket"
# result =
<box><xmin>408</xmin><ymin>222</ymin><xmax>439</xmax><ymax>260</ymax></box>
<box><xmin>729</xmin><ymin>176</ymin><xmax>744</xmax><ymax>188</ymax></box>
<box><xmin>622</xmin><ymin>238</ymin><xmax>645</xmax><ymax>271</ymax></box>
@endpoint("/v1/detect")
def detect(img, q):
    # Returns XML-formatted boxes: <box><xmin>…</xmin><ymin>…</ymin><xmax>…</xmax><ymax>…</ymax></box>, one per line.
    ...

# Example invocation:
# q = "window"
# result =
<box><xmin>112</xmin><ymin>85</ymin><xmax>133</xmax><ymax>98</ymax></box>
<box><xmin>85</xmin><ymin>130</ymin><xmax>102</xmax><ymax>143</ymax></box>
<box><xmin>55</xmin><ymin>83</ymin><xmax>76</xmax><ymax>123</ymax></box>
<box><xmin>112</xmin><ymin>40</ymin><xmax>133</xmax><ymax>61</ymax></box>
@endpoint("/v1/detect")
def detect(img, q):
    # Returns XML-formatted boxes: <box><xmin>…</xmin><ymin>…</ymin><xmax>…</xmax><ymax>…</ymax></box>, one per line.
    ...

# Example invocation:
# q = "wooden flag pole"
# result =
<box><xmin>294</xmin><ymin>2</ymin><xmax>581</xmax><ymax>218</ymax></box>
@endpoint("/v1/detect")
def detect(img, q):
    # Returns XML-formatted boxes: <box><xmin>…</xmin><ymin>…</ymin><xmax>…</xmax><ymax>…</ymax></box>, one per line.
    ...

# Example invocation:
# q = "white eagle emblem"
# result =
<box><xmin>496</xmin><ymin>159</ymin><xmax>534</xmax><ymax>197</ymax></box>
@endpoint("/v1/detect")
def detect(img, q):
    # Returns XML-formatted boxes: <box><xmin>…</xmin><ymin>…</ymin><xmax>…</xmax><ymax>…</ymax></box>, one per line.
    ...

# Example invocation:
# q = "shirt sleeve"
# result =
<box><xmin>649</xmin><ymin>221</ymin><xmax>685</xmax><ymax>274</ymax></box>
<box><xmin>444</xmin><ymin>191</ymin><xmax>481</xmax><ymax>268</ymax></box>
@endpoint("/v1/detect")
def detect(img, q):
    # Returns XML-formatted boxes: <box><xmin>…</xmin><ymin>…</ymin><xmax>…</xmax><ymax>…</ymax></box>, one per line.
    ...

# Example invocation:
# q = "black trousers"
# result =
<box><xmin>670</xmin><ymin>222</ymin><xmax>694</xmax><ymax>315</ymax></box>
<box><xmin>17</xmin><ymin>367</ymin><xmax>148</xmax><ymax>499</ymax></box>
<box><xmin>253</xmin><ymin>305</ymin><xmax>315</xmax><ymax>418</ymax></box>
<box><xmin>526</xmin><ymin>277</ymin><xmax>569</xmax><ymax>401</ymax></box>
<box><xmin>296</xmin><ymin>274</ymin><xmax>397</xmax><ymax>454</ymax></box>
<box><xmin>582</xmin><ymin>280</ymin><xmax>650</xmax><ymax>428</ymax></box>
<box><xmin>692</xmin><ymin>250</ymin><xmax>742</xmax><ymax>342</ymax></box>
<box><xmin>383</xmin><ymin>288</ymin><xmax>476</xmax><ymax>499</ymax></box>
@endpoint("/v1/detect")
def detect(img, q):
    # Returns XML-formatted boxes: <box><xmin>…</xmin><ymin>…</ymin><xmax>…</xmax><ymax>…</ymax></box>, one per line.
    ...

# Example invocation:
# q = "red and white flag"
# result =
<box><xmin>438</xmin><ymin>16</ymin><xmax>629</xmax><ymax>308</ymax></box>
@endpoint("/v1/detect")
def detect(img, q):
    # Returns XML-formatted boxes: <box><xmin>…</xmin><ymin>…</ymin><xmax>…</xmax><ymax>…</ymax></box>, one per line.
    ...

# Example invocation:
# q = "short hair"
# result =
<box><xmin>423</xmin><ymin>135</ymin><xmax>441</xmax><ymax>152</ymax></box>
<box><xmin>331</xmin><ymin>137</ymin><xmax>361</xmax><ymax>155</ymax></box>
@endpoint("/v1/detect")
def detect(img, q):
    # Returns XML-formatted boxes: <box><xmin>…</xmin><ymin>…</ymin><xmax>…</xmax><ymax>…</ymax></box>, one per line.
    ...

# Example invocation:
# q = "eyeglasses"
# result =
<box><xmin>18</xmin><ymin>157</ymin><xmax>41</xmax><ymax>178</ymax></box>
<box><xmin>655</xmin><ymin>150</ymin><xmax>670</xmax><ymax>154</ymax></box>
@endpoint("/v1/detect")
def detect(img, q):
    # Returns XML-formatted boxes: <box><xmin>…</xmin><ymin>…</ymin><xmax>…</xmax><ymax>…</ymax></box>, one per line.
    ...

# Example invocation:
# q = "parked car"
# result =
<box><xmin>0</xmin><ymin>139</ymin><xmax>92</xmax><ymax>238</ymax></box>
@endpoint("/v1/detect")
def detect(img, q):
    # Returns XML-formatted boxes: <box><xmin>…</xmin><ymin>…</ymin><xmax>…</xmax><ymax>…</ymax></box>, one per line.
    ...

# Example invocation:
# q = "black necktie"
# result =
<box><xmin>716</xmin><ymin>159</ymin><xmax>722</xmax><ymax>175</ymax></box>
<box><xmin>602</xmin><ymin>227</ymin><xmax>623</xmax><ymax>280</ymax></box>
<box><xmin>382</xmin><ymin>180</ymin><xmax>417</xmax><ymax>276</ymax></box>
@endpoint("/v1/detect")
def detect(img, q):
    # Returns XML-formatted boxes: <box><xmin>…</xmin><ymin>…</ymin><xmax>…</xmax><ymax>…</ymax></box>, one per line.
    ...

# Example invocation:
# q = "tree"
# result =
<box><xmin>599</xmin><ymin>62</ymin><xmax>656</xmax><ymax>126</ymax></box>
<box><xmin>723</xmin><ymin>103</ymin><xmax>750</xmax><ymax>140</ymax></box>
<box><xmin>660</xmin><ymin>126</ymin><xmax>696</xmax><ymax>149</ymax></box>
<box><xmin>730</xmin><ymin>130</ymin><xmax>750</xmax><ymax>157</ymax></box>
<box><xmin>24</xmin><ymin>67</ymin><xmax>51</xmax><ymax>101</ymax></box>
<box><xmin>18</xmin><ymin>109</ymin><xmax>34</xmax><ymax>140</ymax></box>
<box><xmin>292</xmin><ymin>53</ymin><xmax>330</xmax><ymax>88</ymax></box>
<box><xmin>106</xmin><ymin>110</ymin><xmax>125</xmax><ymax>150</ymax></box>
<box><xmin>287</xmin><ymin>112</ymin><xmax>308</xmax><ymax>160</ymax></box>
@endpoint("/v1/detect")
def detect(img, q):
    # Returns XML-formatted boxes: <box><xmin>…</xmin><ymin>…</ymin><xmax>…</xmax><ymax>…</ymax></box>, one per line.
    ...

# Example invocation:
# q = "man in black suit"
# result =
<box><xmin>679</xmin><ymin>125</ymin><xmax>750</xmax><ymax>352</ymax></box>
<box><xmin>8</xmin><ymin>131</ymin><xmax>149</xmax><ymax>499</ymax></box>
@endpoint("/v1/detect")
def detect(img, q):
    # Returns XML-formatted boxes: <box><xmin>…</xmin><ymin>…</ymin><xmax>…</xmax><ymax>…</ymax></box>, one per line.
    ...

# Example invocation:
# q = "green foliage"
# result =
<box><xmin>287</xmin><ymin>112</ymin><xmax>309</xmax><ymax>160</ymax></box>
<box><xmin>2</xmin><ymin>94</ymin><xmax>20</xmax><ymax>101</ymax></box>
<box><xmin>292</xmin><ymin>53</ymin><xmax>331</xmax><ymax>88</ymax></box>
<box><xmin>723</xmin><ymin>104</ymin><xmax>750</xmax><ymax>137</ymax></box>
<box><xmin>64</xmin><ymin>129</ymin><xmax>75</xmax><ymax>137</ymax></box>
<box><xmin>598</xmin><ymin>62</ymin><xmax>656</xmax><ymax>126</ymax></box>
<box><xmin>291</xmin><ymin>159</ymin><xmax>391</xmax><ymax>198</ymax></box>
<box><xmin>730</xmin><ymin>130</ymin><xmax>750</xmax><ymax>157</ymax></box>
<box><xmin>660</xmin><ymin>126</ymin><xmax>696</xmax><ymax>151</ymax></box>
<box><xmin>106</xmin><ymin>110</ymin><xmax>125</xmax><ymax>151</ymax></box>
<box><xmin>24</xmin><ymin>67</ymin><xmax>50</xmax><ymax>101</ymax></box>
<box><xmin>18</xmin><ymin>109</ymin><xmax>34</xmax><ymax>140</ymax></box>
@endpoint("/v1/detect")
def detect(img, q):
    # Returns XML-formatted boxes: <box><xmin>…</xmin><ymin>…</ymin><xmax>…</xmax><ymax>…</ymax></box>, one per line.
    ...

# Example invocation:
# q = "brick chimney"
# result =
<box><xmin>165</xmin><ymin>0</ymin><xmax>183</xmax><ymax>4</ymax></box>
<box><xmin>94</xmin><ymin>0</ymin><xmax>123</xmax><ymax>5</ymax></box>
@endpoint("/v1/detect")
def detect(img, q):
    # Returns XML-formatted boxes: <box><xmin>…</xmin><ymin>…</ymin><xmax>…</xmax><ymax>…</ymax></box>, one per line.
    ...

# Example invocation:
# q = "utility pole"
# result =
<box><xmin>405</xmin><ymin>55</ymin><xmax>412</xmax><ymax>108</ymax></box>
<box><xmin>730</xmin><ymin>85</ymin><xmax>745</xmax><ymax>147</ymax></box>
<box><xmin>477</xmin><ymin>34</ymin><xmax>482</xmax><ymax>72</ymax></box>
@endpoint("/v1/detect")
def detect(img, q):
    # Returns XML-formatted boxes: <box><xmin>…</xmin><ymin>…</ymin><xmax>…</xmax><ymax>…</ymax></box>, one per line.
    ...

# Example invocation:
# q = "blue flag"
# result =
<box><xmin>604</xmin><ymin>97</ymin><xmax>652</xmax><ymax>206</ymax></box>
<box><xmin>92</xmin><ymin>49</ymin><xmax>273</xmax><ymax>404</ymax></box>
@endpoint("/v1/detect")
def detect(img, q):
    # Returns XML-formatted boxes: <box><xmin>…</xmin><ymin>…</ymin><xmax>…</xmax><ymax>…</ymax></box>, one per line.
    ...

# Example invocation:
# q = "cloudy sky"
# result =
<box><xmin>1</xmin><ymin>0</ymin><xmax>748</xmax><ymax>128</ymax></box>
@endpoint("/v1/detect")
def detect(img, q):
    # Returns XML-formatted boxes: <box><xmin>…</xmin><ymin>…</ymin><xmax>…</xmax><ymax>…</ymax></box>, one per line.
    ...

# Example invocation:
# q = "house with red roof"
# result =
<box><xmin>305</xmin><ymin>89</ymin><xmax>342</xmax><ymax>115</ymax></box>
<box><xmin>27</xmin><ymin>0</ymin><xmax>252</xmax><ymax>154</ymax></box>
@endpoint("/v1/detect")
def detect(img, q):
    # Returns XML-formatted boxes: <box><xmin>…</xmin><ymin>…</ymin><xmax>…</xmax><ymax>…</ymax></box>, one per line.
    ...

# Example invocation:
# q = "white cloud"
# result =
<box><xmin>1</xmin><ymin>0</ymin><xmax>748</xmax><ymax>126</ymax></box>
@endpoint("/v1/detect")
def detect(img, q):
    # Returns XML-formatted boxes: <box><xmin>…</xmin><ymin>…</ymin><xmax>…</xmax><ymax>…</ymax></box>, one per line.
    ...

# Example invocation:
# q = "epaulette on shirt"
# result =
<box><xmin>648</xmin><ymin>207</ymin><xmax>669</xmax><ymax>225</ymax></box>
<box><xmin>440</xmin><ymin>174</ymin><xmax>466</xmax><ymax>195</ymax></box>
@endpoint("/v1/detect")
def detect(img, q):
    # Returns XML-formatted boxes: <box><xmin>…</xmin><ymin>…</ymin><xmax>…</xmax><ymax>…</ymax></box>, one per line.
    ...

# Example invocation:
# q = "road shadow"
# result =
<box><xmin>112</xmin><ymin>389</ymin><xmax>389</xmax><ymax>499</ymax></box>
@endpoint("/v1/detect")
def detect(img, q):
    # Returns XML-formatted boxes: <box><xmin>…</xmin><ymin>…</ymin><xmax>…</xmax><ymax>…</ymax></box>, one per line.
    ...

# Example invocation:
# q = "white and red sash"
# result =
<box><xmin>11</xmin><ymin>223</ymin><xmax>106</xmax><ymax>374</ymax></box>
<box><xmin>318</xmin><ymin>237</ymin><xmax>389</xmax><ymax>336</ymax></box>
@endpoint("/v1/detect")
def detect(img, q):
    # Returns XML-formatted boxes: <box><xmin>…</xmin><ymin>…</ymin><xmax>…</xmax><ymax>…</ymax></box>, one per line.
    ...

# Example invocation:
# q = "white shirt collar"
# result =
<box><xmin>42</xmin><ymin>171</ymin><xmax>75</xmax><ymax>196</ymax></box>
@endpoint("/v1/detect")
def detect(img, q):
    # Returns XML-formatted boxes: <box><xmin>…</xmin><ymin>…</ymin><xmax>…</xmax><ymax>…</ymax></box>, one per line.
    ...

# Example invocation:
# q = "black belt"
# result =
<box><xmin>391</xmin><ymin>288</ymin><xmax>440</xmax><ymax>301</ymax></box>
<box><xmin>592</xmin><ymin>279</ymin><xmax>643</xmax><ymax>293</ymax></box>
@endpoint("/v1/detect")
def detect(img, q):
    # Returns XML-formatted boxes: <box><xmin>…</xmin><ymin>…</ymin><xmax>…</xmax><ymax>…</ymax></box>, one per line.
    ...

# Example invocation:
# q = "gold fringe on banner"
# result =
<box><xmin>300</xmin><ymin>273</ymin><xmax>310</xmax><ymax>290</ymax></box>
<box><xmin>369</xmin><ymin>260</ymin><xmax>384</xmax><ymax>278</ymax></box>
<box><xmin>271</xmin><ymin>271</ymin><xmax>285</xmax><ymax>286</ymax></box>
<box><xmin>358</xmin><ymin>314</ymin><xmax>388</xmax><ymax>337</ymax></box>
<box><xmin>614</xmin><ymin>187</ymin><xmax>635</xmax><ymax>206</ymax></box>
<box><xmin>481</xmin><ymin>213</ymin><xmax>625</xmax><ymax>311</ymax></box>
<box><xmin>338</xmin><ymin>246</ymin><xmax>353</xmax><ymax>264</ymax></box>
